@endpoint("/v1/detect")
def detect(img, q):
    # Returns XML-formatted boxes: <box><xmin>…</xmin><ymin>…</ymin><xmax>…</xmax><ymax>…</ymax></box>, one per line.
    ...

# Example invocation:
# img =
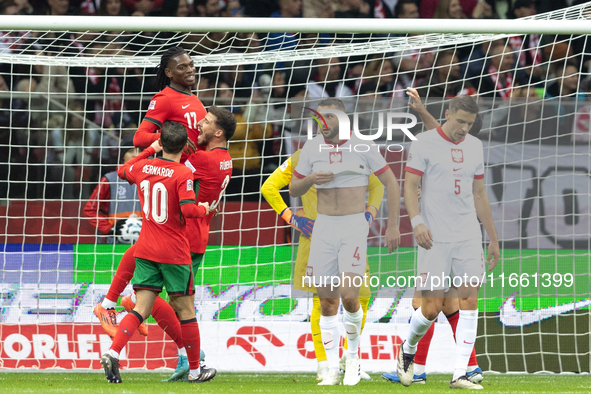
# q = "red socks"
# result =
<box><xmin>152</xmin><ymin>296</ymin><xmax>184</xmax><ymax>349</ymax></box>
<box><xmin>110</xmin><ymin>310</ymin><xmax>142</xmax><ymax>354</ymax></box>
<box><xmin>447</xmin><ymin>311</ymin><xmax>478</xmax><ymax>366</ymax></box>
<box><xmin>181</xmin><ymin>318</ymin><xmax>201</xmax><ymax>370</ymax></box>
<box><xmin>414</xmin><ymin>320</ymin><xmax>435</xmax><ymax>365</ymax></box>
<box><xmin>105</xmin><ymin>245</ymin><xmax>137</xmax><ymax>303</ymax></box>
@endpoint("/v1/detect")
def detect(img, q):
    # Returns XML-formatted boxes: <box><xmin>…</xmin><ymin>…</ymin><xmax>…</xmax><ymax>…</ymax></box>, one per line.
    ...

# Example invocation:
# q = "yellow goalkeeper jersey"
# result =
<box><xmin>261</xmin><ymin>149</ymin><xmax>385</xmax><ymax>220</ymax></box>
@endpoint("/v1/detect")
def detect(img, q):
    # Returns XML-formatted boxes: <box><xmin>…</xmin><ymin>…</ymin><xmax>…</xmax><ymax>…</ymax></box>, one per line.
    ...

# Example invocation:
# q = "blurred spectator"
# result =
<box><xmin>395</xmin><ymin>0</ymin><xmax>419</xmax><ymax>18</ymax></box>
<box><xmin>421</xmin><ymin>0</ymin><xmax>476</xmax><ymax>19</ymax></box>
<box><xmin>464</xmin><ymin>38</ymin><xmax>505</xmax><ymax>79</ymax></box>
<box><xmin>220</xmin><ymin>0</ymin><xmax>242</xmax><ymax>17</ymax></box>
<box><xmin>335</xmin><ymin>0</ymin><xmax>371</xmax><ymax>18</ymax></box>
<box><xmin>471</xmin><ymin>0</ymin><xmax>498</xmax><ymax>18</ymax></box>
<box><xmin>29</xmin><ymin>61</ymin><xmax>76</xmax><ymax>129</ymax></box>
<box><xmin>506</xmin><ymin>0</ymin><xmax>535</xmax><ymax>19</ymax></box>
<box><xmin>266</xmin><ymin>0</ymin><xmax>302</xmax><ymax>51</ymax></box>
<box><xmin>194</xmin><ymin>0</ymin><xmax>221</xmax><ymax>16</ymax></box>
<box><xmin>307</xmin><ymin>57</ymin><xmax>353</xmax><ymax>98</ymax></box>
<box><xmin>433</xmin><ymin>0</ymin><xmax>466</xmax><ymax>18</ymax></box>
<box><xmin>244</xmin><ymin>0</ymin><xmax>278</xmax><ymax>17</ymax></box>
<box><xmin>303</xmin><ymin>0</ymin><xmax>334</xmax><ymax>18</ymax></box>
<box><xmin>477</xmin><ymin>44</ymin><xmax>524</xmax><ymax>99</ymax></box>
<box><xmin>417</xmin><ymin>50</ymin><xmax>476</xmax><ymax>98</ymax></box>
<box><xmin>223</xmin><ymin>80</ymin><xmax>273</xmax><ymax>201</ymax></box>
<box><xmin>98</xmin><ymin>0</ymin><xmax>129</xmax><ymax>16</ymax></box>
<box><xmin>46</xmin><ymin>100</ymin><xmax>99</xmax><ymax>199</ymax></box>
<box><xmin>84</xmin><ymin>133</ymin><xmax>142</xmax><ymax>244</ymax></box>
<box><xmin>545</xmin><ymin>63</ymin><xmax>581</xmax><ymax>98</ymax></box>
<box><xmin>123</xmin><ymin>0</ymin><xmax>164</xmax><ymax>16</ymax></box>
<box><xmin>0</xmin><ymin>0</ymin><xmax>19</xmax><ymax>14</ymax></box>
<box><xmin>358</xmin><ymin>57</ymin><xmax>403</xmax><ymax>97</ymax></box>
<box><xmin>39</xmin><ymin>0</ymin><xmax>73</xmax><ymax>15</ymax></box>
<box><xmin>15</xmin><ymin>0</ymin><xmax>34</xmax><ymax>14</ymax></box>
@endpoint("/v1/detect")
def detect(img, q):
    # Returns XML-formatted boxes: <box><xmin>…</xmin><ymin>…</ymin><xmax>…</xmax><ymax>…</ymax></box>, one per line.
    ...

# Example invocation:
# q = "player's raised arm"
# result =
<box><xmin>472</xmin><ymin>179</ymin><xmax>500</xmax><ymax>270</ymax></box>
<box><xmin>376</xmin><ymin>169</ymin><xmax>401</xmax><ymax>252</ymax></box>
<box><xmin>407</xmin><ymin>87</ymin><xmax>440</xmax><ymax>130</ymax></box>
<box><xmin>116</xmin><ymin>144</ymin><xmax>158</xmax><ymax>182</ymax></box>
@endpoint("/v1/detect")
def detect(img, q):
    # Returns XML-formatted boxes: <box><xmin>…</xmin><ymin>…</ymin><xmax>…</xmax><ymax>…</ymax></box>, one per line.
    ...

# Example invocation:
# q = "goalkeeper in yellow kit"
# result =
<box><xmin>261</xmin><ymin>149</ymin><xmax>384</xmax><ymax>381</ymax></box>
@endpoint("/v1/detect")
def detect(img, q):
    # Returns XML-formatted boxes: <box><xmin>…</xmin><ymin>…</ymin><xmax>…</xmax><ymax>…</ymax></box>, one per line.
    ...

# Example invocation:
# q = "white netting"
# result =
<box><xmin>0</xmin><ymin>3</ymin><xmax>590</xmax><ymax>373</ymax></box>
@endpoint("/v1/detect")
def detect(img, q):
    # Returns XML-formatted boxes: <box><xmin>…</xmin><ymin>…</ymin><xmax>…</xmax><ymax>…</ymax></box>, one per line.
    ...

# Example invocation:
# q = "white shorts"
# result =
<box><xmin>306</xmin><ymin>213</ymin><xmax>368</xmax><ymax>286</ymax></box>
<box><xmin>416</xmin><ymin>238</ymin><xmax>486</xmax><ymax>291</ymax></box>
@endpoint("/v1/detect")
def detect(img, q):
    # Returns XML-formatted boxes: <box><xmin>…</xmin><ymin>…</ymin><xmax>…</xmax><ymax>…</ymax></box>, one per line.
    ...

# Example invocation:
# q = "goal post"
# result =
<box><xmin>0</xmin><ymin>2</ymin><xmax>590</xmax><ymax>373</ymax></box>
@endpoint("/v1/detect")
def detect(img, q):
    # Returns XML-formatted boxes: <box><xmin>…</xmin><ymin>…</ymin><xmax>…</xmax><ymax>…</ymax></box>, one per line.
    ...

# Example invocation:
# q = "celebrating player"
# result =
<box><xmin>261</xmin><ymin>148</ymin><xmax>384</xmax><ymax>381</ymax></box>
<box><xmin>290</xmin><ymin>98</ymin><xmax>401</xmax><ymax>386</ymax></box>
<box><xmin>94</xmin><ymin>46</ymin><xmax>205</xmax><ymax>336</ymax></box>
<box><xmin>100</xmin><ymin>121</ymin><xmax>215</xmax><ymax>384</ymax></box>
<box><xmin>395</xmin><ymin>95</ymin><xmax>499</xmax><ymax>389</ymax></box>
<box><xmin>382</xmin><ymin>88</ymin><xmax>484</xmax><ymax>385</ymax></box>
<box><xmin>153</xmin><ymin>105</ymin><xmax>235</xmax><ymax>381</ymax></box>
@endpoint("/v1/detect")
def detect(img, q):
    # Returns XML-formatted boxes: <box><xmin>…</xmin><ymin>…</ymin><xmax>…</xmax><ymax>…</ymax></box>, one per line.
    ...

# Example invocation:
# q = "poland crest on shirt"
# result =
<box><xmin>293</xmin><ymin>133</ymin><xmax>389</xmax><ymax>189</ymax></box>
<box><xmin>405</xmin><ymin>127</ymin><xmax>485</xmax><ymax>243</ymax></box>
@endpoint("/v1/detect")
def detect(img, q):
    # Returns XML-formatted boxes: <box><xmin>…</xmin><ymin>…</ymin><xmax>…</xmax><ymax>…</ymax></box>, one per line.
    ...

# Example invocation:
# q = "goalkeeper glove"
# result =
<box><xmin>281</xmin><ymin>208</ymin><xmax>314</xmax><ymax>238</ymax></box>
<box><xmin>365</xmin><ymin>206</ymin><xmax>378</xmax><ymax>227</ymax></box>
<box><xmin>109</xmin><ymin>219</ymin><xmax>127</xmax><ymax>236</ymax></box>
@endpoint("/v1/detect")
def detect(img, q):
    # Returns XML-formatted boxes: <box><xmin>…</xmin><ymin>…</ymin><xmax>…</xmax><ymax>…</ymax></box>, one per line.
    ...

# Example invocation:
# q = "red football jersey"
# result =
<box><xmin>123</xmin><ymin>156</ymin><xmax>196</xmax><ymax>265</ymax></box>
<box><xmin>143</xmin><ymin>86</ymin><xmax>207</xmax><ymax>160</ymax></box>
<box><xmin>184</xmin><ymin>148</ymin><xmax>233</xmax><ymax>253</ymax></box>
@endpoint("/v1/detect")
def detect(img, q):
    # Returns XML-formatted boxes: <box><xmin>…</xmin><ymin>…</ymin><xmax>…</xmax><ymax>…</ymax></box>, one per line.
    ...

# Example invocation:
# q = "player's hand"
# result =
<box><xmin>365</xmin><ymin>206</ymin><xmax>378</xmax><ymax>227</ymax></box>
<box><xmin>406</xmin><ymin>87</ymin><xmax>427</xmax><ymax>114</ymax></box>
<box><xmin>417</xmin><ymin>188</ymin><xmax>422</xmax><ymax>201</ymax></box>
<box><xmin>414</xmin><ymin>223</ymin><xmax>433</xmax><ymax>250</ymax></box>
<box><xmin>212</xmin><ymin>207</ymin><xmax>220</xmax><ymax>217</ymax></box>
<box><xmin>150</xmin><ymin>139</ymin><xmax>163</xmax><ymax>153</ymax></box>
<box><xmin>384</xmin><ymin>226</ymin><xmax>401</xmax><ymax>253</ymax></box>
<box><xmin>198</xmin><ymin>202</ymin><xmax>210</xmax><ymax>214</ymax></box>
<box><xmin>281</xmin><ymin>208</ymin><xmax>314</xmax><ymax>237</ymax></box>
<box><xmin>183</xmin><ymin>139</ymin><xmax>197</xmax><ymax>155</ymax></box>
<box><xmin>314</xmin><ymin>171</ymin><xmax>334</xmax><ymax>185</ymax></box>
<box><xmin>486</xmin><ymin>240</ymin><xmax>500</xmax><ymax>271</ymax></box>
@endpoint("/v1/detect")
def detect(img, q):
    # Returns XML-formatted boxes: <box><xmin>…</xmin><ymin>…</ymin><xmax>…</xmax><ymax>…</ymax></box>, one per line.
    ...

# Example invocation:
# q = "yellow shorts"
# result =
<box><xmin>293</xmin><ymin>234</ymin><xmax>371</xmax><ymax>298</ymax></box>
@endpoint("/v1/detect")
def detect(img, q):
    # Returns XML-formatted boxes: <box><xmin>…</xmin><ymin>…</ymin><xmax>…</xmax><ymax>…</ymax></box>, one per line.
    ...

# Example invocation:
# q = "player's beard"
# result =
<box><xmin>322</xmin><ymin>126</ymin><xmax>339</xmax><ymax>141</ymax></box>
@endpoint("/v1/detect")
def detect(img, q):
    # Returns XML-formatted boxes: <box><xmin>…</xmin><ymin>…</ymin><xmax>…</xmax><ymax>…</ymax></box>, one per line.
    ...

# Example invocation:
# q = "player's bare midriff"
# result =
<box><xmin>317</xmin><ymin>186</ymin><xmax>366</xmax><ymax>216</ymax></box>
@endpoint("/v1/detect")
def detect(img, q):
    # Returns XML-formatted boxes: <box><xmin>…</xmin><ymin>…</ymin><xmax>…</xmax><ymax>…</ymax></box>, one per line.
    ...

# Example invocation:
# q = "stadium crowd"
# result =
<box><xmin>0</xmin><ymin>0</ymin><xmax>590</xmax><ymax>201</ymax></box>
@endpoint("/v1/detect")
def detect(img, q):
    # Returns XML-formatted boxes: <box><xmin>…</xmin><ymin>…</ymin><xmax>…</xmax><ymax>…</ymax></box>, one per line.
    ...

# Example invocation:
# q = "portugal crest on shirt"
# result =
<box><xmin>451</xmin><ymin>149</ymin><xmax>464</xmax><ymax>163</ymax></box>
<box><xmin>329</xmin><ymin>152</ymin><xmax>342</xmax><ymax>164</ymax></box>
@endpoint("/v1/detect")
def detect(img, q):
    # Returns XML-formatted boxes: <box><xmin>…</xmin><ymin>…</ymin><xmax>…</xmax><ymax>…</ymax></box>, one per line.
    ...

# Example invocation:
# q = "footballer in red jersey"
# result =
<box><xmin>101</xmin><ymin>121</ymin><xmax>215</xmax><ymax>385</ymax></box>
<box><xmin>133</xmin><ymin>46</ymin><xmax>206</xmax><ymax>162</ymax></box>
<box><xmin>184</xmin><ymin>106</ymin><xmax>236</xmax><ymax>256</ymax></box>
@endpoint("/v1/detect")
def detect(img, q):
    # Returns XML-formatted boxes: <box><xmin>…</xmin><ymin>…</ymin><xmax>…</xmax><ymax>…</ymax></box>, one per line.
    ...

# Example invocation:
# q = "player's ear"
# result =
<box><xmin>444</xmin><ymin>109</ymin><xmax>450</xmax><ymax>120</ymax></box>
<box><xmin>164</xmin><ymin>67</ymin><xmax>173</xmax><ymax>78</ymax></box>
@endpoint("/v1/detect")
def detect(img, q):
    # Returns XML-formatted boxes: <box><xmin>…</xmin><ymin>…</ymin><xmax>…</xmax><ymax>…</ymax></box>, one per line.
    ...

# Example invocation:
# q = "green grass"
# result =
<box><xmin>1</xmin><ymin>373</ymin><xmax>590</xmax><ymax>393</ymax></box>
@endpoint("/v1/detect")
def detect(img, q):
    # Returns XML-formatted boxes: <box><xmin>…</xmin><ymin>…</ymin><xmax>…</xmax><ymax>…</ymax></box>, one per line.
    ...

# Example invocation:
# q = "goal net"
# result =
<box><xmin>0</xmin><ymin>3</ymin><xmax>590</xmax><ymax>374</ymax></box>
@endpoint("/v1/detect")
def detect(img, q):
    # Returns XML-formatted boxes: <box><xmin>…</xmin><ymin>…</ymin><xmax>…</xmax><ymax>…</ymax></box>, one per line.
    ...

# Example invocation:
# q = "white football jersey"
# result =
<box><xmin>294</xmin><ymin>133</ymin><xmax>389</xmax><ymax>189</ymax></box>
<box><xmin>405</xmin><ymin>127</ymin><xmax>484</xmax><ymax>243</ymax></box>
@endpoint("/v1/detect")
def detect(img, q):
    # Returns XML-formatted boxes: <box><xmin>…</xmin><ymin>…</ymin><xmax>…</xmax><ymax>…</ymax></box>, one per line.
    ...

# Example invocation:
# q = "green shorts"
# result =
<box><xmin>191</xmin><ymin>253</ymin><xmax>204</xmax><ymax>275</ymax></box>
<box><xmin>133</xmin><ymin>258</ymin><xmax>194</xmax><ymax>296</ymax></box>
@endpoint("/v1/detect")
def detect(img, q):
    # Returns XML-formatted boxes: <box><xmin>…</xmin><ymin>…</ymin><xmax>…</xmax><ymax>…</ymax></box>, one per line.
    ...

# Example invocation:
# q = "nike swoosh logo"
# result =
<box><xmin>499</xmin><ymin>293</ymin><xmax>591</xmax><ymax>327</ymax></box>
<box><xmin>453</xmin><ymin>168</ymin><xmax>461</xmax><ymax>171</ymax></box>
<box><xmin>463</xmin><ymin>340</ymin><xmax>474</xmax><ymax>345</ymax></box>
<box><xmin>352</xmin><ymin>264</ymin><xmax>361</xmax><ymax>267</ymax></box>
<box><xmin>323</xmin><ymin>340</ymin><xmax>333</xmax><ymax>345</ymax></box>
<box><xmin>182</xmin><ymin>104</ymin><xmax>190</xmax><ymax>109</ymax></box>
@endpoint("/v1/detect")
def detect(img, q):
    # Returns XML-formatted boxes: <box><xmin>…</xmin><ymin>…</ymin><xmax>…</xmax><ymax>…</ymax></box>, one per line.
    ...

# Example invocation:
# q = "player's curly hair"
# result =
<box><xmin>156</xmin><ymin>46</ymin><xmax>189</xmax><ymax>91</ymax></box>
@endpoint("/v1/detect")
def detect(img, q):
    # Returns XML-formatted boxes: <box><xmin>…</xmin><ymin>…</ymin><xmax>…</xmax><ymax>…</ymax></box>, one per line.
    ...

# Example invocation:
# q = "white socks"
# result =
<box><xmin>404</xmin><ymin>307</ymin><xmax>435</xmax><ymax>354</ymax></box>
<box><xmin>190</xmin><ymin>367</ymin><xmax>200</xmax><ymax>377</ymax></box>
<box><xmin>319</xmin><ymin>314</ymin><xmax>340</xmax><ymax>371</ymax></box>
<box><xmin>453</xmin><ymin>309</ymin><xmax>479</xmax><ymax>380</ymax></box>
<box><xmin>343</xmin><ymin>306</ymin><xmax>363</xmax><ymax>359</ymax></box>
<box><xmin>108</xmin><ymin>349</ymin><xmax>119</xmax><ymax>359</ymax></box>
<box><xmin>178</xmin><ymin>347</ymin><xmax>187</xmax><ymax>357</ymax></box>
<box><xmin>102</xmin><ymin>298</ymin><xmax>117</xmax><ymax>309</ymax></box>
<box><xmin>131</xmin><ymin>292</ymin><xmax>137</xmax><ymax>304</ymax></box>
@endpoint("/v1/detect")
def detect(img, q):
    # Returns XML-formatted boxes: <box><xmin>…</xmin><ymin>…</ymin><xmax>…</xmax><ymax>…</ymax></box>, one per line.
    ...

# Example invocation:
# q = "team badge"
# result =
<box><xmin>306</xmin><ymin>266</ymin><xmax>313</xmax><ymax>277</ymax></box>
<box><xmin>148</xmin><ymin>100</ymin><xmax>156</xmax><ymax>110</ymax></box>
<box><xmin>451</xmin><ymin>149</ymin><xmax>464</xmax><ymax>163</ymax></box>
<box><xmin>187</xmin><ymin>180</ymin><xmax>193</xmax><ymax>191</ymax></box>
<box><xmin>329</xmin><ymin>152</ymin><xmax>342</xmax><ymax>164</ymax></box>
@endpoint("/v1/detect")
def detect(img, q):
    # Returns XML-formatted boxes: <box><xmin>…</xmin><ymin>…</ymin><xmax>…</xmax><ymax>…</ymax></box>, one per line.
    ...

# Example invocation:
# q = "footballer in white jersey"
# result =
<box><xmin>396</xmin><ymin>95</ymin><xmax>499</xmax><ymax>390</ymax></box>
<box><xmin>290</xmin><ymin>98</ymin><xmax>401</xmax><ymax>386</ymax></box>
